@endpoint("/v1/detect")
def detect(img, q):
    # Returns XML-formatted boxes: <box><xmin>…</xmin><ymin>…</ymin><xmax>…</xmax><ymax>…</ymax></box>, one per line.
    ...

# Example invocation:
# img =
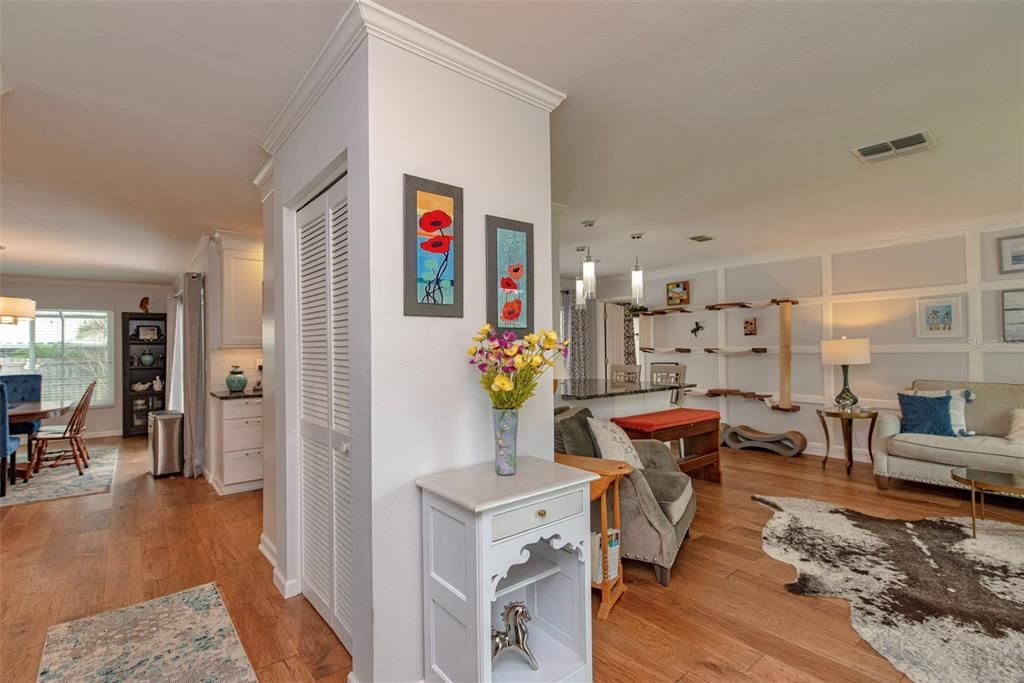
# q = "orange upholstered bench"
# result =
<box><xmin>612</xmin><ymin>408</ymin><xmax>722</xmax><ymax>482</ymax></box>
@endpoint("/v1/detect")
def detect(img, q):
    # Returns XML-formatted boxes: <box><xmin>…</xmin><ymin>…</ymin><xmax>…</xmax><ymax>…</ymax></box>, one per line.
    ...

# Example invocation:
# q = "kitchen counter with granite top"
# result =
<box><xmin>559</xmin><ymin>379</ymin><xmax>694</xmax><ymax>400</ymax></box>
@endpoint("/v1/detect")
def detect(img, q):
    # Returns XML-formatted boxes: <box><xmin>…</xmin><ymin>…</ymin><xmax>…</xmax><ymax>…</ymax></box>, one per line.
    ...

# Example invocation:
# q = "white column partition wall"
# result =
<box><xmin>592</xmin><ymin>218</ymin><xmax>1024</xmax><ymax>463</ymax></box>
<box><xmin>257</xmin><ymin>2</ymin><xmax>564</xmax><ymax>681</ymax></box>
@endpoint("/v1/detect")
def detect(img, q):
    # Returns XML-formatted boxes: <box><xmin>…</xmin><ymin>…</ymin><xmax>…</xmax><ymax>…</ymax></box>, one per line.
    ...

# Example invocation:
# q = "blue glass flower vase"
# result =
<box><xmin>492</xmin><ymin>408</ymin><xmax>519</xmax><ymax>476</ymax></box>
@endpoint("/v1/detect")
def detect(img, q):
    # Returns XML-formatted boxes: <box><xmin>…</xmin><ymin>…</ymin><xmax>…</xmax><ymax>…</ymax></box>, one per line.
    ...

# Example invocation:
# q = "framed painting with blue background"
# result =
<box><xmin>915</xmin><ymin>296</ymin><xmax>963</xmax><ymax>338</ymax></box>
<box><xmin>486</xmin><ymin>215</ymin><xmax>534</xmax><ymax>335</ymax></box>
<box><xmin>404</xmin><ymin>174</ymin><xmax>463</xmax><ymax>317</ymax></box>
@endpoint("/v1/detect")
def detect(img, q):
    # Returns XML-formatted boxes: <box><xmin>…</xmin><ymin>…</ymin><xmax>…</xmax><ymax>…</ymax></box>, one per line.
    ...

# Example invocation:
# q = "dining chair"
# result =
<box><xmin>29</xmin><ymin>382</ymin><xmax>95</xmax><ymax>478</ymax></box>
<box><xmin>3</xmin><ymin>374</ymin><xmax>42</xmax><ymax>484</ymax></box>
<box><xmin>0</xmin><ymin>383</ymin><xmax>21</xmax><ymax>497</ymax></box>
<box><xmin>650</xmin><ymin>362</ymin><xmax>688</xmax><ymax>405</ymax></box>
<box><xmin>609</xmin><ymin>364</ymin><xmax>641</xmax><ymax>383</ymax></box>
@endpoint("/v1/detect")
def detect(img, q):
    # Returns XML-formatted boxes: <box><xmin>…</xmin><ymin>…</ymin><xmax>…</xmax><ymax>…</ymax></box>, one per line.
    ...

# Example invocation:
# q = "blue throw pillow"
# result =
<box><xmin>898</xmin><ymin>393</ymin><xmax>955</xmax><ymax>436</ymax></box>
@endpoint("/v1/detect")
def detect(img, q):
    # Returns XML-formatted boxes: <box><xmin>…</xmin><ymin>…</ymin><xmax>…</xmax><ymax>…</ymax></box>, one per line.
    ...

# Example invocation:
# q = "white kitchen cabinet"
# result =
<box><xmin>416</xmin><ymin>457</ymin><xmax>597</xmax><ymax>683</ymax></box>
<box><xmin>207</xmin><ymin>233</ymin><xmax>263</xmax><ymax>348</ymax></box>
<box><xmin>207</xmin><ymin>393</ymin><xmax>264</xmax><ymax>495</ymax></box>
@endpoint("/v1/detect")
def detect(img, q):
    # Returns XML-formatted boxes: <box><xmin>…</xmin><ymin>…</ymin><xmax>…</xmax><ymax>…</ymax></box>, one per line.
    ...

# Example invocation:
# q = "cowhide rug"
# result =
<box><xmin>754</xmin><ymin>496</ymin><xmax>1024</xmax><ymax>683</ymax></box>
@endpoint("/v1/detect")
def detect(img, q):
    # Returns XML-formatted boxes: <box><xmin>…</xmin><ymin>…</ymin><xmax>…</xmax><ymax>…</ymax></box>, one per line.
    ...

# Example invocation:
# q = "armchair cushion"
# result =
<box><xmin>633</xmin><ymin>439</ymin><xmax>678</xmax><ymax>471</ymax></box>
<box><xmin>643</xmin><ymin>470</ymin><xmax>694</xmax><ymax>525</ymax></box>
<box><xmin>586</xmin><ymin>418</ymin><xmax>644</xmax><ymax>470</ymax></box>
<box><xmin>555</xmin><ymin>408</ymin><xmax>597</xmax><ymax>457</ymax></box>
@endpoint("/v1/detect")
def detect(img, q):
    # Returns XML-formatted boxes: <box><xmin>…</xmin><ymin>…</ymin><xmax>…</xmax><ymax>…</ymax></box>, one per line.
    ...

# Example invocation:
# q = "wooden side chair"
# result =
<box><xmin>29</xmin><ymin>382</ymin><xmax>96</xmax><ymax>478</ymax></box>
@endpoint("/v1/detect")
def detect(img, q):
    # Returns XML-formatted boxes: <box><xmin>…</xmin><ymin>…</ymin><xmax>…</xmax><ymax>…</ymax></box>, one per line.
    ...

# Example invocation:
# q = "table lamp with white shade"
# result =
<box><xmin>552</xmin><ymin>354</ymin><xmax>570</xmax><ymax>393</ymax></box>
<box><xmin>821</xmin><ymin>337</ymin><xmax>871</xmax><ymax>409</ymax></box>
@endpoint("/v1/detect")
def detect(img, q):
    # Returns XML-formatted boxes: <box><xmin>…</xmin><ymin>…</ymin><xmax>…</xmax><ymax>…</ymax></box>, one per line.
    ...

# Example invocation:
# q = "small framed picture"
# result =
<box><xmin>137</xmin><ymin>325</ymin><xmax>160</xmax><ymax>341</ymax></box>
<box><xmin>915</xmin><ymin>297</ymin><xmax>963</xmax><ymax>338</ymax></box>
<box><xmin>743</xmin><ymin>317</ymin><xmax>758</xmax><ymax>336</ymax></box>
<box><xmin>999</xmin><ymin>234</ymin><xmax>1024</xmax><ymax>274</ymax></box>
<box><xmin>666</xmin><ymin>280</ymin><xmax>690</xmax><ymax>306</ymax></box>
<box><xmin>1003</xmin><ymin>289</ymin><xmax>1024</xmax><ymax>342</ymax></box>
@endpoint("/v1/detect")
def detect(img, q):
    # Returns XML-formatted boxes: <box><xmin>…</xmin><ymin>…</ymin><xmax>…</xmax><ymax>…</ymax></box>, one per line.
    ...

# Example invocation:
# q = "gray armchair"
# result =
<box><xmin>555</xmin><ymin>407</ymin><xmax>696</xmax><ymax>586</ymax></box>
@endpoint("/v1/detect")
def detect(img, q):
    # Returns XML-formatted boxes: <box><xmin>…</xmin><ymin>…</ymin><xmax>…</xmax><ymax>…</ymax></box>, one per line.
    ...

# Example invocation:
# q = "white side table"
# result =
<box><xmin>417</xmin><ymin>456</ymin><xmax>598</xmax><ymax>683</ymax></box>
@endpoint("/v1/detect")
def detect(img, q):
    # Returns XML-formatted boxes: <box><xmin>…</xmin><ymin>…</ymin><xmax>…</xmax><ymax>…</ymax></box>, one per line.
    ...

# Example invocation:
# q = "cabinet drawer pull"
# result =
<box><xmin>243</xmin><ymin>418</ymin><xmax>262</xmax><ymax>425</ymax></box>
<box><xmin>536</xmin><ymin>509</ymin><xmax>547</xmax><ymax>519</ymax></box>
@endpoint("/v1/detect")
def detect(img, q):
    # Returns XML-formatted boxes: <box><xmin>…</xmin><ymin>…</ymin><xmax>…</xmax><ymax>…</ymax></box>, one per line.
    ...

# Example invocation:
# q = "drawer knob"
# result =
<box><xmin>536</xmin><ymin>509</ymin><xmax>547</xmax><ymax>519</ymax></box>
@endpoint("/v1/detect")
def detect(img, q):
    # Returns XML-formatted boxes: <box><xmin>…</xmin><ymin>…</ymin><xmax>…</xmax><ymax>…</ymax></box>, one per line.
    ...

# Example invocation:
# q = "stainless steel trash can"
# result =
<box><xmin>148</xmin><ymin>410</ymin><xmax>183</xmax><ymax>476</ymax></box>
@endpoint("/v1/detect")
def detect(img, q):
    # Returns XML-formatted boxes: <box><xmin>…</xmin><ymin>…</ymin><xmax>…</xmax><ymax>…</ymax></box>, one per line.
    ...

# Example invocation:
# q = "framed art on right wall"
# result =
<box><xmin>1003</xmin><ymin>289</ymin><xmax>1024</xmax><ymax>342</ymax></box>
<box><xmin>915</xmin><ymin>296</ymin><xmax>963</xmax><ymax>338</ymax></box>
<box><xmin>998</xmin><ymin>234</ymin><xmax>1024</xmax><ymax>274</ymax></box>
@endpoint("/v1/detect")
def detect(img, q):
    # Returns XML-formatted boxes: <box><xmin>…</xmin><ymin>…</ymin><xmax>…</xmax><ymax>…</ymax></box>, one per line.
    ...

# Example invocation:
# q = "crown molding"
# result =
<box><xmin>260</xmin><ymin>0</ymin><xmax>367</xmax><ymax>155</ymax></box>
<box><xmin>259</xmin><ymin>0</ymin><xmax>566</xmax><ymax>156</ymax></box>
<box><xmin>252</xmin><ymin>157</ymin><xmax>274</xmax><ymax>202</ymax></box>
<box><xmin>357</xmin><ymin>0</ymin><xmax>565</xmax><ymax>113</ymax></box>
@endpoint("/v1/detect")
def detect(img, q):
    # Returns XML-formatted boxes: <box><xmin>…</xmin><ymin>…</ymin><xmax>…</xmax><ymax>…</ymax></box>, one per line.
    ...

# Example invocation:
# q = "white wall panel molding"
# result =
<box><xmin>260</xmin><ymin>0</ymin><xmax>565</xmax><ymax>155</ymax></box>
<box><xmin>645</xmin><ymin>216</ymin><xmax>1021</xmax><ymax>433</ymax></box>
<box><xmin>635</xmin><ymin>213</ymin><xmax>1024</xmax><ymax>283</ymax></box>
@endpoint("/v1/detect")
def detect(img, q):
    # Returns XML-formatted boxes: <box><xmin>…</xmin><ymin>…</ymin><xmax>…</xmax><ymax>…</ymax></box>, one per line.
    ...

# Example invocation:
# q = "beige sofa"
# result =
<box><xmin>874</xmin><ymin>379</ymin><xmax>1024</xmax><ymax>493</ymax></box>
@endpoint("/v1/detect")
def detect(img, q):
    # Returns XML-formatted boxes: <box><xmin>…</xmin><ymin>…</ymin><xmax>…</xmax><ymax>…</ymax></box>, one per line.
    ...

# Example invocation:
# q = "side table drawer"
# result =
<box><xmin>492</xmin><ymin>489</ymin><xmax>583</xmax><ymax>542</ymax></box>
<box><xmin>224</xmin><ymin>448</ymin><xmax>263</xmax><ymax>484</ymax></box>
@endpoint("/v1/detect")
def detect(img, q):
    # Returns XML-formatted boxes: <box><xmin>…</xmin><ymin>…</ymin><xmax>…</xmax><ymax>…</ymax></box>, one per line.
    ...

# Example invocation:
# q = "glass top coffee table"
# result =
<box><xmin>950</xmin><ymin>467</ymin><xmax>1024</xmax><ymax>538</ymax></box>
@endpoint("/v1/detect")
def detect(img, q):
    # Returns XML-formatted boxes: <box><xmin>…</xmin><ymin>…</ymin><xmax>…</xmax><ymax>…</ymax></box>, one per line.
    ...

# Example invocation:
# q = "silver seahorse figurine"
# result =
<box><xmin>491</xmin><ymin>601</ymin><xmax>538</xmax><ymax>670</ymax></box>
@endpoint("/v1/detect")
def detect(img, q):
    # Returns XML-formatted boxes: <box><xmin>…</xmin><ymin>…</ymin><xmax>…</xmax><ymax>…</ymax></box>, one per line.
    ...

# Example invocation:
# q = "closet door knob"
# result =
<box><xmin>537</xmin><ymin>509</ymin><xmax>547</xmax><ymax>519</ymax></box>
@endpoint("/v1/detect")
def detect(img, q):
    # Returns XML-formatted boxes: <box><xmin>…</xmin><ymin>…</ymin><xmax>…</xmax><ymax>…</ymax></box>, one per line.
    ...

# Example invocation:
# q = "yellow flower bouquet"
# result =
<box><xmin>466</xmin><ymin>324</ymin><xmax>570</xmax><ymax>474</ymax></box>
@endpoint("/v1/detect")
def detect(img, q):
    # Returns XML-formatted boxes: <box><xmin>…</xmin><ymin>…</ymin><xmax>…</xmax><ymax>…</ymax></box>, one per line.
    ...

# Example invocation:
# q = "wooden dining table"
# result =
<box><xmin>6</xmin><ymin>399</ymin><xmax>74</xmax><ymax>486</ymax></box>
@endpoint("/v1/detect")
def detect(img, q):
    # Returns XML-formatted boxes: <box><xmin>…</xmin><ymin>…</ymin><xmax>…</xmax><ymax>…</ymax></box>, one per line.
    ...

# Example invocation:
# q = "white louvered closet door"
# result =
<box><xmin>297</xmin><ymin>177</ymin><xmax>353</xmax><ymax>651</ymax></box>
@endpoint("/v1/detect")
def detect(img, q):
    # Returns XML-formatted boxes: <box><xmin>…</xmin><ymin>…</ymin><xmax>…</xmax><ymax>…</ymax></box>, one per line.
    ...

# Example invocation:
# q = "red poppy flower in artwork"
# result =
<box><xmin>500</xmin><ymin>276</ymin><xmax>518</xmax><ymax>291</ymax></box>
<box><xmin>501</xmin><ymin>299</ymin><xmax>523</xmax><ymax>321</ymax></box>
<box><xmin>507</xmin><ymin>263</ymin><xmax>524</xmax><ymax>280</ymax></box>
<box><xmin>419</xmin><ymin>210</ymin><xmax>452</xmax><ymax>233</ymax></box>
<box><xmin>420</xmin><ymin>235</ymin><xmax>453</xmax><ymax>253</ymax></box>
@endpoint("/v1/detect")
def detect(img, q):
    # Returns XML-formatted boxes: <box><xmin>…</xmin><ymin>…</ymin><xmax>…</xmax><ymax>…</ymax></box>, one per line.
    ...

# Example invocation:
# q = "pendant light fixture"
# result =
<box><xmin>630</xmin><ymin>233</ymin><xmax>644</xmax><ymax>306</ymax></box>
<box><xmin>0</xmin><ymin>296</ymin><xmax>36</xmax><ymax>325</ymax></box>
<box><xmin>582</xmin><ymin>247</ymin><xmax>596</xmax><ymax>300</ymax></box>
<box><xmin>574</xmin><ymin>247</ymin><xmax>586</xmax><ymax>309</ymax></box>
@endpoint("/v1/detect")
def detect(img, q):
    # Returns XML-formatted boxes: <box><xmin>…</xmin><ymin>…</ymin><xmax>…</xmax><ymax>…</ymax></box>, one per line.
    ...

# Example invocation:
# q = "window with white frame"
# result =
<box><xmin>0</xmin><ymin>310</ymin><xmax>115</xmax><ymax>407</ymax></box>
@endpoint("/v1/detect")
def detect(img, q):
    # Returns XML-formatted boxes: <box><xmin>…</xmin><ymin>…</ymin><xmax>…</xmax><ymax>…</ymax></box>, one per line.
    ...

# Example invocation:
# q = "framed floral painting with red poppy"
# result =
<box><xmin>404</xmin><ymin>174</ymin><xmax>463</xmax><ymax>317</ymax></box>
<box><xmin>486</xmin><ymin>215</ymin><xmax>533</xmax><ymax>334</ymax></box>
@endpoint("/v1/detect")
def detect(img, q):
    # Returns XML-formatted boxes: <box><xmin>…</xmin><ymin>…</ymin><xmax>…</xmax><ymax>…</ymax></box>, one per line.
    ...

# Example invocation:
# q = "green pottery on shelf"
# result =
<box><xmin>226</xmin><ymin>366</ymin><xmax>248</xmax><ymax>393</ymax></box>
<box><xmin>139</xmin><ymin>350</ymin><xmax>156</xmax><ymax>367</ymax></box>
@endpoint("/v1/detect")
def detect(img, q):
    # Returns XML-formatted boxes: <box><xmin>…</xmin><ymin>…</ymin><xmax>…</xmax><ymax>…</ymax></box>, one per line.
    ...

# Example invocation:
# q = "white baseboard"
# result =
<box><xmin>207</xmin><ymin>474</ymin><xmax>263</xmax><ymax>497</ymax></box>
<box><xmin>273</xmin><ymin>568</ymin><xmax>300</xmax><ymax>598</ymax></box>
<box><xmin>258</xmin><ymin>533</ymin><xmax>278</xmax><ymax>569</ymax></box>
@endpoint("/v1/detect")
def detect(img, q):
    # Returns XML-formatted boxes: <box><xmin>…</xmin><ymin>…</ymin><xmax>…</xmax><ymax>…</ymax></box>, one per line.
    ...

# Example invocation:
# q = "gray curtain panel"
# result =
<box><xmin>623</xmin><ymin>306</ymin><xmax>637</xmax><ymax>366</ymax></box>
<box><xmin>182</xmin><ymin>273</ymin><xmax>206</xmax><ymax>477</ymax></box>
<box><xmin>562</xmin><ymin>290</ymin><xmax>591</xmax><ymax>383</ymax></box>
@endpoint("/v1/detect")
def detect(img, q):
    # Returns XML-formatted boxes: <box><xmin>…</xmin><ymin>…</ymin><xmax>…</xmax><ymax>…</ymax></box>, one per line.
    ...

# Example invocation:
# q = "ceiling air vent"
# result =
<box><xmin>689</xmin><ymin>235</ymin><xmax>714</xmax><ymax>243</ymax></box>
<box><xmin>851</xmin><ymin>130</ymin><xmax>935</xmax><ymax>164</ymax></box>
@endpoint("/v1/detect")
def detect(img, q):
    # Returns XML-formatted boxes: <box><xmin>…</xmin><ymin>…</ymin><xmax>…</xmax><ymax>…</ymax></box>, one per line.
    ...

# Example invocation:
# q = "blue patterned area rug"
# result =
<box><xmin>0</xmin><ymin>445</ymin><xmax>118</xmax><ymax>507</ymax></box>
<box><xmin>37</xmin><ymin>583</ymin><xmax>256</xmax><ymax>682</ymax></box>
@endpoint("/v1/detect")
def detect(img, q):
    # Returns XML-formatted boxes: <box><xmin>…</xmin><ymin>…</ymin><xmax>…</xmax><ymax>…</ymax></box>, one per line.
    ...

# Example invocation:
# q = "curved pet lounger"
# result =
<box><xmin>724</xmin><ymin>425</ymin><xmax>807</xmax><ymax>457</ymax></box>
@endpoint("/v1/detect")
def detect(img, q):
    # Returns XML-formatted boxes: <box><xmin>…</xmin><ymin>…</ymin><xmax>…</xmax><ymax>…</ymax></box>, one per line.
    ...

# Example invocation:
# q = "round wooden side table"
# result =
<box><xmin>817</xmin><ymin>407</ymin><xmax>878</xmax><ymax>476</ymax></box>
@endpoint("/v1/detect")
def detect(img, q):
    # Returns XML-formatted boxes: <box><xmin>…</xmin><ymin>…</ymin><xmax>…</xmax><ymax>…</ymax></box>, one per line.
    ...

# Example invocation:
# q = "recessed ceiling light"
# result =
<box><xmin>689</xmin><ymin>235</ymin><xmax>714</xmax><ymax>243</ymax></box>
<box><xmin>581</xmin><ymin>219</ymin><xmax>595</xmax><ymax>228</ymax></box>
<box><xmin>630</xmin><ymin>233</ymin><xmax>643</xmax><ymax>240</ymax></box>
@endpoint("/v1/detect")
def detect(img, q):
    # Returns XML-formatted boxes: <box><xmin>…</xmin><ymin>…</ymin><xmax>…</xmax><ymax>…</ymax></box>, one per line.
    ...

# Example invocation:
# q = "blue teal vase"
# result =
<box><xmin>139</xmin><ymin>350</ymin><xmax>155</xmax><ymax>367</ymax></box>
<box><xmin>226</xmin><ymin>366</ymin><xmax>248</xmax><ymax>393</ymax></box>
<box><xmin>492</xmin><ymin>408</ymin><xmax>519</xmax><ymax>476</ymax></box>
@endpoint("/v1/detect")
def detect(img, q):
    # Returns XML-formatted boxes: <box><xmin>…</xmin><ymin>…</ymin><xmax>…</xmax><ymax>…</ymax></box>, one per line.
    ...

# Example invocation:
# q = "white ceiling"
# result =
<box><xmin>2</xmin><ymin>1</ymin><xmax>1022</xmax><ymax>283</ymax></box>
<box><xmin>1</xmin><ymin>0</ymin><xmax>348</xmax><ymax>283</ymax></box>
<box><xmin>383</xmin><ymin>0</ymin><xmax>1024</xmax><ymax>277</ymax></box>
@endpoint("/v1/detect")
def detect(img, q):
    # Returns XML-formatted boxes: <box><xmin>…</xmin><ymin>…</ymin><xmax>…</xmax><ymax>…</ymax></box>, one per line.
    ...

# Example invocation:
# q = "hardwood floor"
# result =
<box><xmin>0</xmin><ymin>436</ymin><xmax>352</xmax><ymax>683</ymax></box>
<box><xmin>2</xmin><ymin>437</ymin><xmax>1020</xmax><ymax>682</ymax></box>
<box><xmin>594</xmin><ymin>447</ymin><xmax>1024</xmax><ymax>683</ymax></box>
